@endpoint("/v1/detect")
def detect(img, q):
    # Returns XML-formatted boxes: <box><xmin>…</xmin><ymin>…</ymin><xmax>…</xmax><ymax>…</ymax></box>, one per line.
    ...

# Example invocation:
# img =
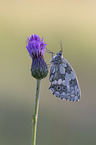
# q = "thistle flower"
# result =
<box><xmin>26</xmin><ymin>34</ymin><xmax>48</xmax><ymax>79</ymax></box>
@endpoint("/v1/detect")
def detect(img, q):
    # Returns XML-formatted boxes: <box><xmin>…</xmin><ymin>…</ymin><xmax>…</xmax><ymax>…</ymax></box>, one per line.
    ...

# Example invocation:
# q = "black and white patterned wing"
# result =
<box><xmin>49</xmin><ymin>58</ymin><xmax>81</xmax><ymax>102</ymax></box>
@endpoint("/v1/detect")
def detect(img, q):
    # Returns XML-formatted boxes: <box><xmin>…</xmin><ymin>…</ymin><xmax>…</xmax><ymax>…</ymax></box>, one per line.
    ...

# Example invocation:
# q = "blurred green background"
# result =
<box><xmin>0</xmin><ymin>0</ymin><xmax>96</xmax><ymax>145</ymax></box>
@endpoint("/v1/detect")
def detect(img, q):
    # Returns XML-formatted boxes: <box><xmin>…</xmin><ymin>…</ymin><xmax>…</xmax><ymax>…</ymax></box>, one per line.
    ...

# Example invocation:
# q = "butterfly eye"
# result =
<box><xmin>56</xmin><ymin>86</ymin><xmax>61</xmax><ymax>91</ymax></box>
<box><xmin>62</xmin><ymin>86</ymin><xmax>67</xmax><ymax>91</ymax></box>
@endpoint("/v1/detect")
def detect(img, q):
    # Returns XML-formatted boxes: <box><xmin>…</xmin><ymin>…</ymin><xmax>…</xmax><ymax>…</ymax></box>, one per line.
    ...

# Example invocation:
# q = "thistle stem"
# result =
<box><xmin>32</xmin><ymin>79</ymin><xmax>41</xmax><ymax>145</ymax></box>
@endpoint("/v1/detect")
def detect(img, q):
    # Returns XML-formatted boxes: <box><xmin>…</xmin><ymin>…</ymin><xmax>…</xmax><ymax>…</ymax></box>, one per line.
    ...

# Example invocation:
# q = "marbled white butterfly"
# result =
<box><xmin>49</xmin><ymin>42</ymin><xmax>81</xmax><ymax>102</ymax></box>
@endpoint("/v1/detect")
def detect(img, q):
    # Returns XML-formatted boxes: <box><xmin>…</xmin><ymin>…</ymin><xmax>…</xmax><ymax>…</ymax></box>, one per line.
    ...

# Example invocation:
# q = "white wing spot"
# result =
<box><xmin>62</xmin><ymin>80</ymin><xmax>67</xmax><ymax>86</ymax></box>
<box><xmin>52</xmin><ymin>68</ymin><xmax>55</xmax><ymax>73</ymax></box>
<box><xmin>71</xmin><ymin>94</ymin><xmax>74</xmax><ymax>97</ymax></box>
<box><xmin>62</xmin><ymin>98</ymin><xmax>66</xmax><ymax>100</ymax></box>
<box><xmin>60</xmin><ymin>64</ymin><xmax>65</xmax><ymax>74</ymax></box>
<box><xmin>74</xmin><ymin>96</ymin><xmax>78</xmax><ymax>101</ymax></box>
<box><xmin>65</xmin><ymin>73</ymin><xmax>71</xmax><ymax>90</ymax></box>
<box><xmin>58</xmin><ymin>79</ymin><xmax>62</xmax><ymax>85</ymax></box>
<box><xmin>69</xmin><ymin>71</ymin><xmax>75</xmax><ymax>79</ymax></box>
<box><xmin>52</xmin><ymin>80</ymin><xmax>57</xmax><ymax>85</ymax></box>
<box><xmin>67</xmin><ymin>99</ymin><xmax>70</xmax><ymax>101</ymax></box>
<box><xmin>71</xmin><ymin>90</ymin><xmax>75</xmax><ymax>94</ymax></box>
<box><xmin>61</xmin><ymin>63</ymin><xmax>67</xmax><ymax>67</ymax></box>
<box><xmin>55</xmin><ymin>91</ymin><xmax>60</xmax><ymax>95</ymax></box>
<box><xmin>61</xmin><ymin>92</ymin><xmax>66</xmax><ymax>96</ymax></box>
<box><xmin>49</xmin><ymin>75</ymin><xmax>54</xmax><ymax>81</ymax></box>
<box><xmin>65</xmin><ymin>73</ymin><xmax>71</xmax><ymax>82</ymax></box>
<box><xmin>75</xmin><ymin>85</ymin><xmax>78</xmax><ymax>91</ymax></box>
<box><xmin>50</xmin><ymin>88</ymin><xmax>54</xmax><ymax>93</ymax></box>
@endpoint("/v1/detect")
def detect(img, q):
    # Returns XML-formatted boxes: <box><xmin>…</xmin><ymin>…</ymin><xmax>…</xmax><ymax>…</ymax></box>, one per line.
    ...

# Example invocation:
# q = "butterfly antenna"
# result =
<box><xmin>45</xmin><ymin>48</ymin><xmax>54</xmax><ymax>58</ymax></box>
<box><xmin>46</xmin><ymin>48</ymin><xmax>53</xmax><ymax>53</ymax></box>
<box><xmin>59</xmin><ymin>40</ymin><xmax>63</xmax><ymax>53</ymax></box>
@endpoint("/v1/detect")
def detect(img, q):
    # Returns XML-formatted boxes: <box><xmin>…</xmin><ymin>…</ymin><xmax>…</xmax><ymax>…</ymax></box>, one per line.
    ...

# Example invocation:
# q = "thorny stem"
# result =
<box><xmin>32</xmin><ymin>79</ymin><xmax>41</xmax><ymax>145</ymax></box>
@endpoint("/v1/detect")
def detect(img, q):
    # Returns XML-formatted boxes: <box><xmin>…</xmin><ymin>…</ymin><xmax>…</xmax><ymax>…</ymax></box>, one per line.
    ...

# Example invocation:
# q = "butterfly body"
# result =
<box><xmin>49</xmin><ymin>50</ymin><xmax>81</xmax><ymax>102</ymax></box>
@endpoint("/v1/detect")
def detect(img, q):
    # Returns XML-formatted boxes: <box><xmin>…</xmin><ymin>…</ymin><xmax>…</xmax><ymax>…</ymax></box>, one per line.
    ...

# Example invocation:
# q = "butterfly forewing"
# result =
<box><xmin>49</xmin><ymin>52</ymin><xmax>81</xmax><ymax>102</ymax></box>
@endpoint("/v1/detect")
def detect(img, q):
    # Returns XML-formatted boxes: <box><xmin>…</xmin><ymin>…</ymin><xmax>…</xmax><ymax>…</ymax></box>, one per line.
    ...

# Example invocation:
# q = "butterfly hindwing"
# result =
<box><xmin>49</xmin><ymin>52</ymin><xmax>81</xmax><ymax>102</ymax></box>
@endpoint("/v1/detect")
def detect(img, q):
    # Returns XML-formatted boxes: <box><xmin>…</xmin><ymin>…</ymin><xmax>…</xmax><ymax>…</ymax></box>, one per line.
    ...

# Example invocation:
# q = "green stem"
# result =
<box><xmin>32</xmin><ymin>79</ymin><xmax>41</xmax><ymax>145</ymax></box>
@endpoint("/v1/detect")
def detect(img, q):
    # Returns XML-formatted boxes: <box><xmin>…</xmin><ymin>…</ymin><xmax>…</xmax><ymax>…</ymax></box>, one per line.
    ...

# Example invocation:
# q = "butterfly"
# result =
<box><xmin>48</xmin><ymin>42</ymin><xmax>81</xmax><ymax>102</ymax></box>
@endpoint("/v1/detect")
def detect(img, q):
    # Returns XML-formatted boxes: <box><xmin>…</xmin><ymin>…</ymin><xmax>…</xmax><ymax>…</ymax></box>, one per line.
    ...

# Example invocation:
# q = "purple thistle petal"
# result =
<box><xmin>26</xmin><ymin>34</ymin><xmax>47</xmax><ymax>59</ymax></box>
